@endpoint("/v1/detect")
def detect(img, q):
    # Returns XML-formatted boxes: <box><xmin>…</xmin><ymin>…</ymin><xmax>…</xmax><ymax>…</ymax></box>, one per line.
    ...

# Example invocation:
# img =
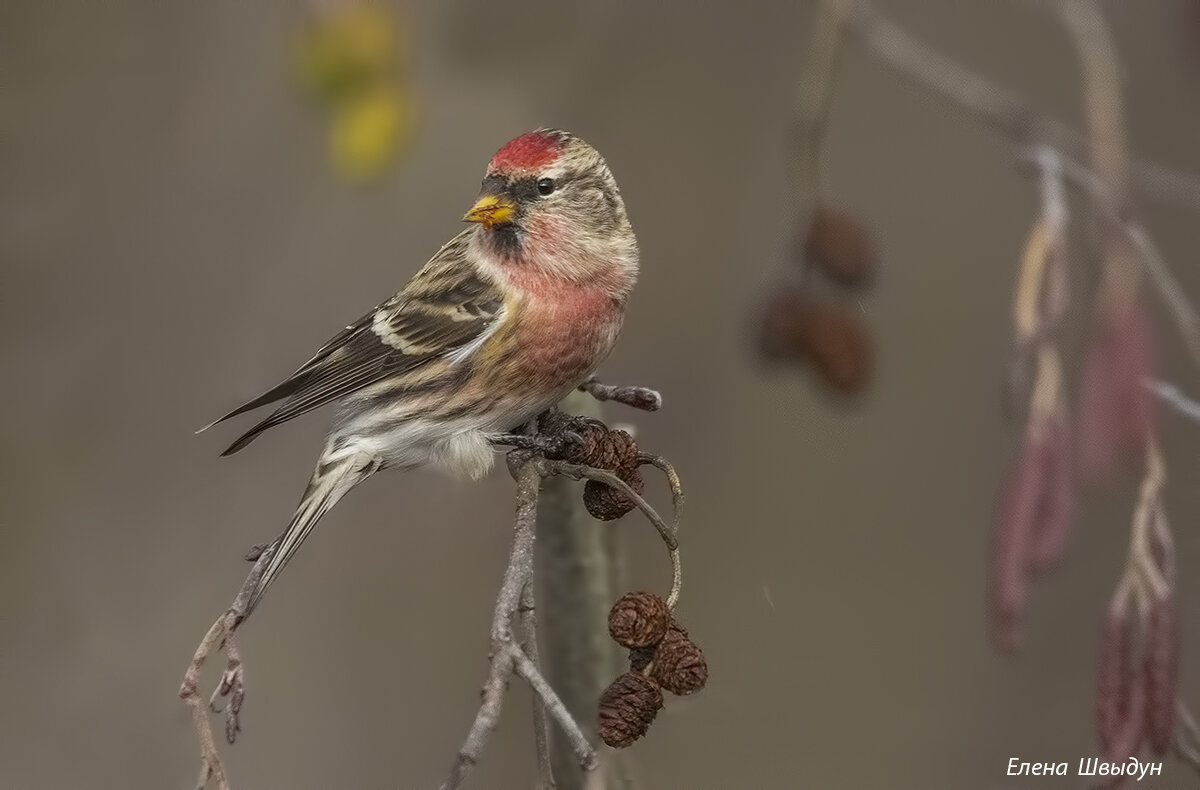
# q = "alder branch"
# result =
<box><xmin>1017</xmin><ymin>146</ymin><xmax>1200</xmax><ymax>365</ymax></box>
<box><xmin>541</xmin><ymin>382</ymin><xmax>672</xmax><ymax>789</ymax></box>
<box><xmin>858</xmin><ymin>0</ymin><xmax>1200</xmax><ymax>768</ymax></box>
<box><xmin>1145</xmin><ymin>379</ymin><xmax>1200</xmax><ymax>423</ymax></box>
<box><xmin>553</xmin><ymin>462</ymin><xmax>681</xmax><ymax>609</ymax></box>
<box><xmin>443</xmin><ymin>453</ymin><xmax>595</xmax><ymax>790</ymax></box>
<box><xmin>1123</xmin><ymin>442</ymin><xmax>1170</xmax><ymax>610</ymax></box>
<box><xmin>181</xmin><ymin>410</ymin><xmax>685</xmax><ymax>790</ymax></box>
<box><xmin>444</xmin><ymin>445</ymin><xmax>683</xmax><ymax>789</ymax></box>
<box><xmin>534</xmin><ymin>389</ymin><xmax>627</xmax><ymax>790</ymax></box>
<box><xmin>179</xmin><ymin>542</ymin><xmax>279</xmax><ymax>790</ymax></box>
<box><xmin>518</xmin><ymin>582</ymin><xmax>555</xmax><ymax>790</ymax></box>
<box><xmin>841</xmin><ymin>0</ymin><xmax>1200</xmax><ymax>213</ymax></box>
<box><xmin>1012</xmin><ymin>2</ymin><xmax>1191</xmax><ymax>771</ymax></box>
<box><xmin>1049</xmin><ymin>0</ymin><xmax>1145</xmax><ymax>321</ymax></box>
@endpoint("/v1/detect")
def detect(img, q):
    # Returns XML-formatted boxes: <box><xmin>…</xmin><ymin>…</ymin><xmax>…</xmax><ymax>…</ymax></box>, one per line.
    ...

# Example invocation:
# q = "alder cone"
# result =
<box><xmin>608</xmin><ymin>592</ymin><xmax>670</xmax><ymax>649</ymax></box>
<box><xmin>800</xmin><ymin>298</ymin><xmax>872</xmax><ymax>393</ymax></box>
<box><xmin>583</xmin><ymin>468</ymin><xmax>644</xmax><ymax>521</ymax></box>
<box><xmin>629</xmin><ymin>645</ymin><xmax>654</xmax><ymax>673</ymax></box>
<box><xmin>805</xmin><ymin>205</ymin><xmax>877</xmax><ymax>289</ymax></box>
<box><xmin>650</xmin><ymin>620</ymin><xmax>708</xmax><ymax>696</ymax></box>
<box><xmin>538</xmin><ymin>413</ymin><xmax>645</xmax><ymax>520</ymax></box>
<box><xmin>757</xmin><ymin>288</ymin><xmax>872</xmax><ymax>392</ymax></box>
<box><xmin>757</xmin><ymin>284</ymin><xmax>810</xmax><ymax>362</ymax></box>
<box><xmin>598</xmin><ymin>672</ymin><xmax>663</xmax><ymax>748</ymax></box>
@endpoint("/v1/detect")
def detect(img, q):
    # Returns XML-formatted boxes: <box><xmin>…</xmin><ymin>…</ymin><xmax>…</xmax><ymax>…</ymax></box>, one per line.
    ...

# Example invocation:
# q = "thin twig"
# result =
<box><xmin>519</xmin><ymin>582</ymin><xmax>555</xmax><ymax>790</ymax></box>
<box><xmin>180</xmin><ymin>614</ymin><xmax>236</xmax><ymax>790</ymax></box>
<box><xmin>1006</xmin><ymin>144</ymin><xmax>1070</xmax><ymax>421</ymax></box>
<box><xmin>510</xmin><ymin>646</ymin><xmax>598</xmax><ymax>771</ymax></box>
<box><xmin>180</xmin><ymin>541</ymin><xmax>279</xmax><ymax>790</ymax></box>
<box><xmin>1018</xmin><ymin>148</ymin><xmax>1200</xmax><ymax>364</ymax></box>
<box><xmin>551</xmin><ymin>464</ymin><xmax>678</xmax><ymax>552</ymax></box>
<box><xmin>1174</xmin><ymin>700</ymin><xmax>1200</xmax><ymax>774</ymax></box>
<box><xmin>1150</xmin><ymin>496</ymin><xmax>1176</xmax><ymax>591</ymax></box>
<box><xmin>843</xmin><ymin>0</ymin><xmax>1200</xmax><ymax>212</ymax></box>
<box><xmin>444</xmin><ymin>646</ymin><xmax>516</xmax><ymax>790</ymax></box>
<box><xmin>549</xmin><ymin>461</ymin><xmax>682</xmax><ymax>609</ymax></box>
<box><xmin>445</xmin><ymin>454</ymin><xmax>606</xmax><ymax>789</ymax></box>
<box><xmin>852</xmin><ymin>0</ymin><xmax>1200</xmax><ymax>362</ymax></box>
<box><xmin>795</xmin><ymin>0</ymin><xmax>855</xmax><ymax>225</ymax></box>
<box><xmin>1049</xmin><ymin>0</ymin><xmax>1146</xmax><ymax>350</ymax></box>
<box><xmin>1126</xmin><ymin>441</ymin><xmax>1169</xmax><ymax>605</ymax></box>
<box><xmin>639</xmin><ymin>453</ymin><xmax>684</xmax><ymax>539</ymax></box>
<box><xmin>444</xmin><ymin>456</ymin><xmax>548</xmax><ymax>789</ymax></box>
<box><xmin>1051</xmin><ymin>0</ymin><xmax>1129</xmax><ymax>201</ymax></box>
<box><xmin>1144</xmin><ymin>379</ymin><xmax>1200</xmax><ymax>423</ymax></box>
<box><xmin>1013</xmin><ymin>146</ymin><xmax>1068</xmax><ymax>343</ymax></box>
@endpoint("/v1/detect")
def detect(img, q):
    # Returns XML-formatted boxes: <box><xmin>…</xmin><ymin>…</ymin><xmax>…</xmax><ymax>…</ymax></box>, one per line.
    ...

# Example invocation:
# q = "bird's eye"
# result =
<box><xmin>536</xmin><ymin>178</ymin><xmax>556</xmax><ymax>196</ymax></box>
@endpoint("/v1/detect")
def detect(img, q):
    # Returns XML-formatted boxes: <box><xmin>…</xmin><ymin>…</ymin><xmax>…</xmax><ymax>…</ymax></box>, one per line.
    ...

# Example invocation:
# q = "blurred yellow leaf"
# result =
<box><xmin>293</xmin><ymin>3</ymin><xmax>401</xmax><ymax>105</ymax></box>
<box><xmin>329</xmin><ymin>83</ymin><xmax>416</xmax><ymax>182</ymax></box>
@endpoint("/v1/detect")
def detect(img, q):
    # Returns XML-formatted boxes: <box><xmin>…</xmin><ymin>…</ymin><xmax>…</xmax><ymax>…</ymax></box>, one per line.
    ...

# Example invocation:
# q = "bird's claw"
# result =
<box><xmin>495</xmin><ymin>427</ymin><xmax>585</xmax><ymax>460</ymax></box>
<box><xmin>555</xmin><ymin>429</ymin><xmax>587</xmax><ymax>459</ymax></box>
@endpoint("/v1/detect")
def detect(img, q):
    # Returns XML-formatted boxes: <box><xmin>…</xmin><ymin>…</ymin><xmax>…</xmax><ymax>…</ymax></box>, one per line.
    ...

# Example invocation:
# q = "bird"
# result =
<box><xmin>200</xmin><ymin>129</ymin><xmax>639</xmax><ymax>616</ymax></box>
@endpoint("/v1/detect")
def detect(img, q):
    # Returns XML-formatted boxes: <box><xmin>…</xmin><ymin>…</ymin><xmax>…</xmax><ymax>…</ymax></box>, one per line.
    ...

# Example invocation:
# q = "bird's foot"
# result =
<box><xmin>492</xmin><ymin>429</ymin><xmax>585</xmax><ymax>460</ymax></box>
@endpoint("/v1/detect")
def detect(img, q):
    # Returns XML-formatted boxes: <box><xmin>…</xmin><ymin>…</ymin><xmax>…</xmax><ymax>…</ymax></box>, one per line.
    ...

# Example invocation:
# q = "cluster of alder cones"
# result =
<box><xmin>531</xmin><ymin>413</ymin><xmax>704</xmax><ymax>746</ymax></box>
<box><xmin>757</xmin><ymin>205</ymin><xmax>877</xmax><ymax>394</ymax></box>
<box><xmin>598</xmin><ymin>592</ymin><xmax>708</xmax><ymax>748</ymax></box>
<box><xmin>536</xmin><ymin>410</ymin><xmax>649</xmax><ymax>521</ymax></box>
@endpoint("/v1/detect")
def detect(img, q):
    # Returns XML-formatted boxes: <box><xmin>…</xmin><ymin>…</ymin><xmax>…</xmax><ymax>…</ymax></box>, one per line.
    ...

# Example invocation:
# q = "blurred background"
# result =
<box><xmin>5</xmin><ymin>1</ymin><xmax>1200</xmax><ymax>787</ymax></box>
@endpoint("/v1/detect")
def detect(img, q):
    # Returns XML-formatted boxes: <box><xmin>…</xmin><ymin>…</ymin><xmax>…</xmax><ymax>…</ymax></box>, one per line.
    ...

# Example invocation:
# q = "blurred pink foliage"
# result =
<box><xmin>1078</xmin><ymin>297</ymin><xmax>1156</xmax><ymax>481</ymax></box>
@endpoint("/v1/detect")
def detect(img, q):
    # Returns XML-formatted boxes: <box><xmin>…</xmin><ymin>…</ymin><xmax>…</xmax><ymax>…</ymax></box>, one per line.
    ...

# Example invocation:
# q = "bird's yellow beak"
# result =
<box><xmin>463</xmin><ymin>194</ymin><xmax>516</xmax><ymax>229</ymax></box>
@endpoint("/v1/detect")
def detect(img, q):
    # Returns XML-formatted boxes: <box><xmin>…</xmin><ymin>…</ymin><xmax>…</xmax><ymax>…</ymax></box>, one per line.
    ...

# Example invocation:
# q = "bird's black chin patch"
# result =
<box><xmin>488</xmin><ymin>223</ymin><xmax>523</xmax><ymax>258</ymax></box>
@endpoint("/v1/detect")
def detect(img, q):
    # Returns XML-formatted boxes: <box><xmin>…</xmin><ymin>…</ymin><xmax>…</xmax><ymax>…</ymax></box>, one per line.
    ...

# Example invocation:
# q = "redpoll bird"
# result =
<box><xmin>201</xmin><ymin>129</ymin><xmax>638</xmax><ymax>614</ymax></box>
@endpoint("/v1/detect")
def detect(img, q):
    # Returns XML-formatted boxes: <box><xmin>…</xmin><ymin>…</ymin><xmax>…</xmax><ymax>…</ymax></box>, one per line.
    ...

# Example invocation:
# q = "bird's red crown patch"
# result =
<box><xmin>489</xmin><ymin>130</ymin><xmax>566</xmax><ymax>174</ymax></box>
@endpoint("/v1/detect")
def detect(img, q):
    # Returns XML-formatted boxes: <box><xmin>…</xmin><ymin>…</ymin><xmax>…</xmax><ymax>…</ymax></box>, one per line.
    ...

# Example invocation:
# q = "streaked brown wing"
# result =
<box><xmin>206</xmin><ymin>231</ymin><xmax>505</xmax><ymax>455</ymax></box>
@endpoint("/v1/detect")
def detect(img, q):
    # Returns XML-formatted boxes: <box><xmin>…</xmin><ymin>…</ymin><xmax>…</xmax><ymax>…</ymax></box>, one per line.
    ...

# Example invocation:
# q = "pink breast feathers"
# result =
<box><xmin>509</xmin><ymin>283</ymin><xmax>622</xmax><ymax>391</ymax></box>
<box><xmin>489</xmin><ymin>131</ymin><xmax>567</xmax><ymax>174</ymax></box>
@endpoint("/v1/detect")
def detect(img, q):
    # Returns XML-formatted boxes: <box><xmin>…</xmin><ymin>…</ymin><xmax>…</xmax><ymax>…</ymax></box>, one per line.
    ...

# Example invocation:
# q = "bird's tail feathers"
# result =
<box><xmin>243</xmin><ymin>447</ymin><xmax>378</xmax><ymax>617</ymax></box>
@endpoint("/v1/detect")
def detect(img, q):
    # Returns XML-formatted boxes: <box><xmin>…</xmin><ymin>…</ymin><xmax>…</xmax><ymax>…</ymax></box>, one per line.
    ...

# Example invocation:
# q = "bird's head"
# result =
<box><xmin>464</xmin><ymin>130</ymin><xmax>637</xmax><ymax>288</ymax></box>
